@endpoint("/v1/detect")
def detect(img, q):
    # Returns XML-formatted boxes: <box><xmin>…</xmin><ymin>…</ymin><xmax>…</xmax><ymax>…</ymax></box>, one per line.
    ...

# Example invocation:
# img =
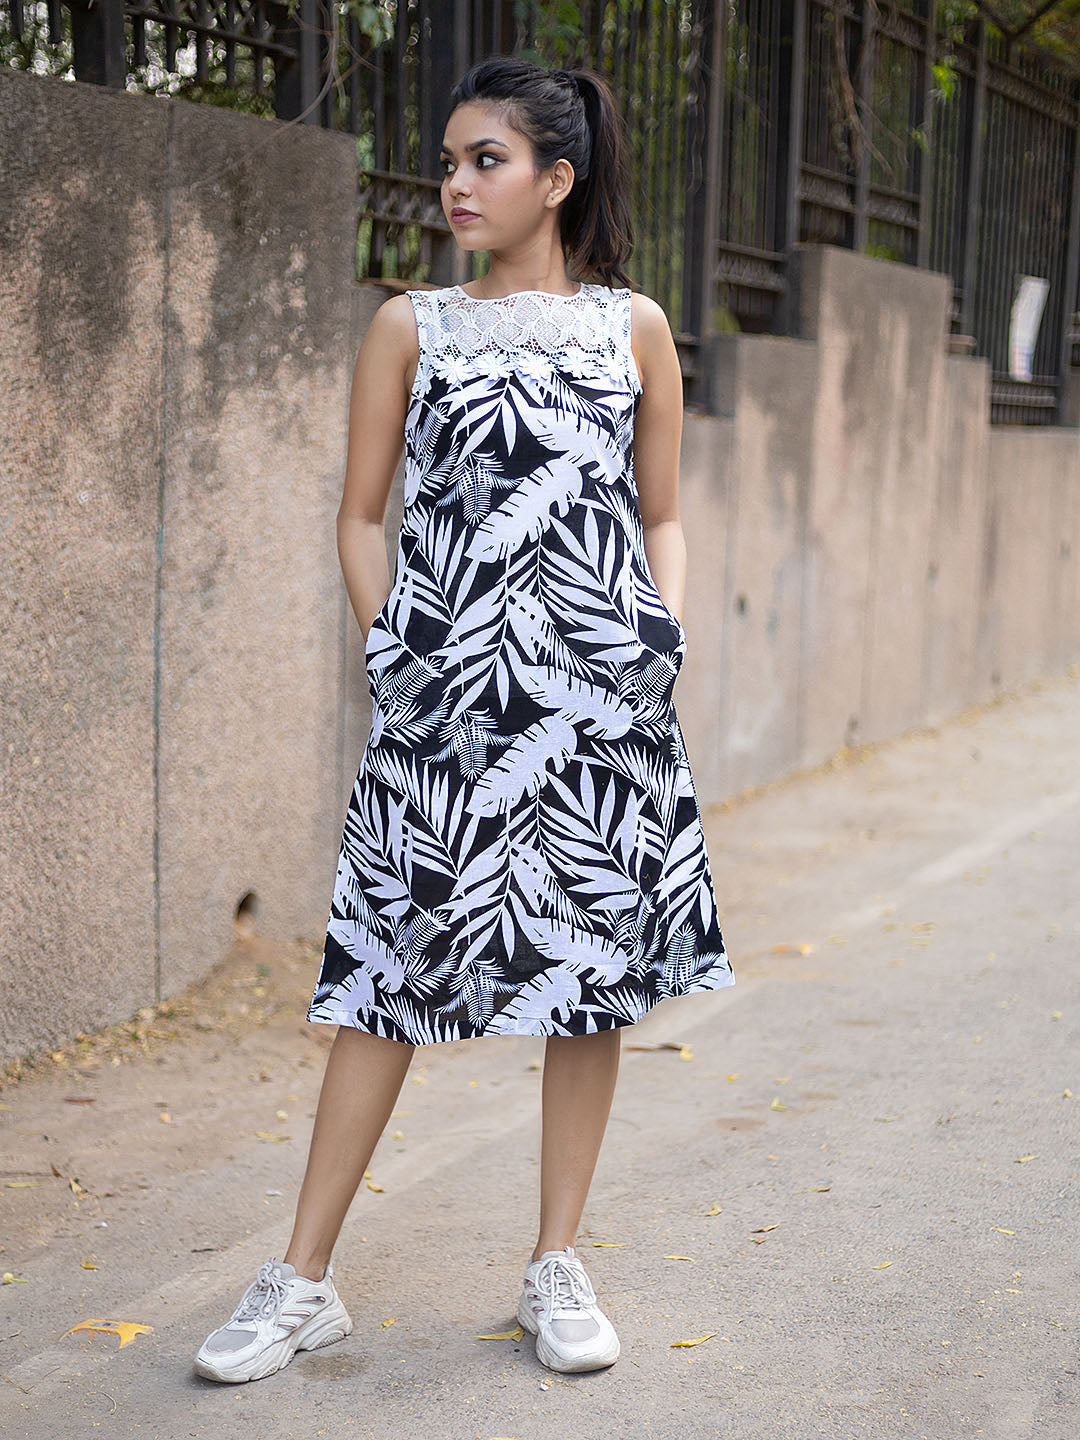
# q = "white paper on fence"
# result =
<box><xmin>1008</xmin><ymin>274</ymin><xmax>1050</xmax><ymax>382</ymax></box>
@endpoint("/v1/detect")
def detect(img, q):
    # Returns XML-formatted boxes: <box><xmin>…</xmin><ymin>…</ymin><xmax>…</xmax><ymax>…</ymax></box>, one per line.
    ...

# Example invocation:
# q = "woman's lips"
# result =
<box><xmin>451</xmin><ymin>209</ymin><xmax>480</xmax><ymax>223</ymax></box>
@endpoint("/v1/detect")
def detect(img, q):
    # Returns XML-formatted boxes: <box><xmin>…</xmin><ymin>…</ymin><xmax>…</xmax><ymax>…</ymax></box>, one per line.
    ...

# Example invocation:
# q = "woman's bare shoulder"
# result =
<box><xmin>352</xmin><ymin>292</ymin><xmax>421</xmax><ymax>406</ymax></box>
<box><xmin>362</xmin><ymin>291</ymin><xmax>420</xmax><ymax>356</ymax></box>
<box><xmin>628</xmin><ymin>290</ymin><xmax>677</xmax><ymax>393</ymax></box>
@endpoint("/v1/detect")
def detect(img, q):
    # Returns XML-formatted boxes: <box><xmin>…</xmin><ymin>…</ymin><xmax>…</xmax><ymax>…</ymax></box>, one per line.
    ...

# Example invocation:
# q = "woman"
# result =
<box><xmin>195</xmin><ymin>54</ymin><xmax>733</xmax><ymax>1385</ymax></box>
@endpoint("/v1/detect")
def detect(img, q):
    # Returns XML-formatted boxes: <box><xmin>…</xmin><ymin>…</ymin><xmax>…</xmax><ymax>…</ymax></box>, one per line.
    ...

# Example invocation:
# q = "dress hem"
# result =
<box><xmin>305</xmin><ymin>969</ymin><xmax>735</xmax><ymax>1047</ymax></box>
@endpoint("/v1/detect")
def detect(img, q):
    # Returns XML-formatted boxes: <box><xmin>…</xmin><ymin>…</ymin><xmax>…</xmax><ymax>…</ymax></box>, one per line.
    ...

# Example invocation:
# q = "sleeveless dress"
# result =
<box><xmin>307</xmin><ymin>282</ymin><xmax>734</xmax><ymax>1044</ymax></box>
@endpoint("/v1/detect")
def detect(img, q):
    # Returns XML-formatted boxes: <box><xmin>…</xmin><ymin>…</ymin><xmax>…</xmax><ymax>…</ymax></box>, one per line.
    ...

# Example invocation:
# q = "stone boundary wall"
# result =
<box><xmin>2</xmin><ymin>71</ymin><xmax>1077</xmax><ymax>1064</ymax></box>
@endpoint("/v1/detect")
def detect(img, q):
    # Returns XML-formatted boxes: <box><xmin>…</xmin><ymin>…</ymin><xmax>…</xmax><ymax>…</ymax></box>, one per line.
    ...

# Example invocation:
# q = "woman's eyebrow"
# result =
<box><xmin>439</xmin><ymin>138</ymin><xmax>510</xmax><ymax>155</ymax></box>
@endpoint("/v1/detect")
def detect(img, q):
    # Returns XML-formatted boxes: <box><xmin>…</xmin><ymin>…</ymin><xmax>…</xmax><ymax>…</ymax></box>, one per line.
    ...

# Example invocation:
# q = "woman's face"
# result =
<box><xmin>439</xmin><ymin>100</ymin><xmax>573</xmax><ymax>253</ymax></box>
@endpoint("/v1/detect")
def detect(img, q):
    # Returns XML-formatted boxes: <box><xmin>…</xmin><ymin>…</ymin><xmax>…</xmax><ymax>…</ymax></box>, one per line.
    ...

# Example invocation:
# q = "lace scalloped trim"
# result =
<box><xmin>406</xmin><ymin>283</ymin><xmax>641</xmax><ymax>401</ymax></box>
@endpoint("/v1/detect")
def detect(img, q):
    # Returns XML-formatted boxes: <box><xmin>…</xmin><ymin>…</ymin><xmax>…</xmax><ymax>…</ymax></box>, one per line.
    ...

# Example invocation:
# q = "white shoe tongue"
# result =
<box><xmin>273</xmin><ymin>1259</ymin><xmax>297</xmax><ymax>1278</ymax></box>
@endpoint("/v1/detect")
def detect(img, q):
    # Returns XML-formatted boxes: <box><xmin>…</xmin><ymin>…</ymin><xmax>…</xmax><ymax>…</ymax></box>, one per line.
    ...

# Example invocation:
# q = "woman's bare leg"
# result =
<box><xmin>531</xmin><ymin>1028</ymin><xmax>621</xmax><ymax>1261</ymax></box>
<box><xmin>283</xmin><ymin>1027</ymin><xmax>415</xmax><ymax>1281</ymax></box>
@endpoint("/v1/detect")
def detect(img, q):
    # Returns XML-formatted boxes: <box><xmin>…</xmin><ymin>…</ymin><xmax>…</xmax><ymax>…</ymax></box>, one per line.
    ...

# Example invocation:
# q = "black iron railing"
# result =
<box><xmin>5</xmin><ymin>0</ymin><xmax>1079</xmax><ymax>422</ymax></box>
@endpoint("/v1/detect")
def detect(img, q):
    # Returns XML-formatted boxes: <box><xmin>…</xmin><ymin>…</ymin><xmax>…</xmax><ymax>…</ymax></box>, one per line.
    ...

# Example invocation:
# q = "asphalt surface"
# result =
<box><xmin>2</xmin><ymin>670</ymin><xmax>1078</xmax><ymax>1440</ymax></box>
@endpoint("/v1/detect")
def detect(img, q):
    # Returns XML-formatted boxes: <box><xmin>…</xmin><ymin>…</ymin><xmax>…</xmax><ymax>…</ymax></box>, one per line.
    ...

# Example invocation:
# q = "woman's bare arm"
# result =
<box><xmin>629</xmin><ymin>292</ymin><xmax>687</xmax><ymax>627</ymax></box>
<box><xmin>337</xmin><ymin>293</ymin><xmax>419</xmax><ymax>638</ymax></box>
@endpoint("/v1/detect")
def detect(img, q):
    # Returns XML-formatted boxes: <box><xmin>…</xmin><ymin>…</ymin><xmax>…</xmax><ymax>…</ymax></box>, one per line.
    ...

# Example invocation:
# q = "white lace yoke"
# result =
<box><xmin>406</xmin><ymin>283</ymin><xmax>641</xmax><ymax>403</ymax></box>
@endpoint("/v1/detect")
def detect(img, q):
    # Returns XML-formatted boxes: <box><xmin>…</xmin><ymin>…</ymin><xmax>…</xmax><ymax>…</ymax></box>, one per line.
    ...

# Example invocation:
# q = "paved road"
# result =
<box><xmin>2</xmin><ymin>672</ymin><xmax>1078</xmax><ymax>1439</ymax></box>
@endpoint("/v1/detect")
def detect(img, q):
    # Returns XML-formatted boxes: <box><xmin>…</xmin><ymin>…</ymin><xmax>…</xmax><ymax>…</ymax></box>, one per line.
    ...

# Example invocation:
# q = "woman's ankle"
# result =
<box><xmin>283</xmin><ymin>1251</ymin><xmax>328</xmax><ymax>1282</ymax></box>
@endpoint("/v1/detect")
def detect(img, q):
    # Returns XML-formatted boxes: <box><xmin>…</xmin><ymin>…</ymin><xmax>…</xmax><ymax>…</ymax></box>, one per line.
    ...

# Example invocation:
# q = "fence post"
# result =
<box><xmin>273</xmin><ymin>0</ymin><xmax>324</xmax><ymax>125</ymax></box>
<box><xmin>69</xmin><ymin>0</ymin><xmax>127</xmax><ymax>88</ymax></box>
<box><xmin>916</xmin><ymin>1</ymin><xmax>935</xmax><ymax>270</ymax></box>
<box><xmin>776</xmin><ymin>0</ymin><xmax>807</xmax><ymax>261</ymax></box>
<box><xmin>957</xmin><ymin>18</ymin><xmax>987</xmax><ymax>339</ymax></box>
<box><xmin>693</xmin><ymin>0</ymin><xmax>725</xmax><ymax>340</ymax></box>
<box><xmin>1057</xmin><ymin>94</ymin><xmax>1080</xmax><ymax>426</ymax></box>
<box><xmin>852</xmin><ymin>0</ymin><xmax>875</xmax><ymax>252</ymax></box>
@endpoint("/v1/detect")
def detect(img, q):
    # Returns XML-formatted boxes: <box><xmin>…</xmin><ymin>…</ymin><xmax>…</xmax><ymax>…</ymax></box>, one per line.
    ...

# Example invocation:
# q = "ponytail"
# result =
<box><xmin>446</xmin><ymin>57</ymin><xmax>635</xmax><ymax>289</ymax></box>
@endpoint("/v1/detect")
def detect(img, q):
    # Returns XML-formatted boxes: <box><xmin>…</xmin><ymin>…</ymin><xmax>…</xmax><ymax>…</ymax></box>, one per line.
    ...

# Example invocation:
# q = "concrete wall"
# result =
<box><xmin>0</xmin><ymin>71</ymin><xmax>370</xmax><ymax>1065</ymax></box>
<box><xmin>675</xmin><ymin>245</ymin><xmax>1080</xmax><ymax>798</ymax></box>
<box><xmin>2</xmin><ymin>71</ymin><xmax>1078</xmax><ymax>1065</ymax></box>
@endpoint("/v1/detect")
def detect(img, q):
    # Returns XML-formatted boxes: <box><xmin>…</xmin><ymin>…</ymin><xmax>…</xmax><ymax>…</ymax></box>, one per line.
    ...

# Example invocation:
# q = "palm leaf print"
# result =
<box><xmin>464</xmin><ymin>457</ymin><xmax>586</xmax><ymax>562</ymax></box>
<box><xmin>517</xmin><ymin>665</ymin><xmax>635</xmax><ymax>737</ymax></box>
<box><xmin>465</xmin><ymin>717</ymin><xmax>578</xmax><ymax>817</ymax></box>
<box><xmin>307</xmin><ymin>284</ymin><xmax>733</xmax><ymax>1044</ymax></box>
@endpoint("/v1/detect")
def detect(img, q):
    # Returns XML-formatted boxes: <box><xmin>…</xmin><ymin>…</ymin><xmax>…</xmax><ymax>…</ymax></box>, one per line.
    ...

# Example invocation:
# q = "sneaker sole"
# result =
<box><xmin>194</xmin><ymin>1299</ymin><xmax>354</xmax><ymax>1384</ymax></box>
<box><xmin>516</xmin><ymin>1295</ymin><xmax>620</xmax><ymax>1373</ymax></box>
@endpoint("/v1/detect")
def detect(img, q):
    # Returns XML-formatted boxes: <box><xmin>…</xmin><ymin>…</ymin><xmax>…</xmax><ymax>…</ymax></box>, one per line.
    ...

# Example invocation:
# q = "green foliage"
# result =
<box><xmin>931</xmin><ymin>57</ymin><xmax>959</xmax><ymax>103</ymax></box>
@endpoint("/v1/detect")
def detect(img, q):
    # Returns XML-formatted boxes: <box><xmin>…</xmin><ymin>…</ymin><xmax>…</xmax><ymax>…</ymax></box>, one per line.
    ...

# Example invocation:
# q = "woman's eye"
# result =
<box><xmin>440</xmin><ymin>154</ymin><xmax>497</xmax><ymax>175</ymax></box>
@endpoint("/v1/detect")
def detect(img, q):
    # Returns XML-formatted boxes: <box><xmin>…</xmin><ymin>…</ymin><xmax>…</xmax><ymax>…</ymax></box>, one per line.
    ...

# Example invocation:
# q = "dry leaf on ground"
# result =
<box><xmin>476</xmin><ymin>1324</ymin><xmax>524</xmax><ymax>1341</ymax></box>
<box><xmin>62</xmin><ymin>1320</ymin><xmax>153</xmax><ymax>1347</ymax></box>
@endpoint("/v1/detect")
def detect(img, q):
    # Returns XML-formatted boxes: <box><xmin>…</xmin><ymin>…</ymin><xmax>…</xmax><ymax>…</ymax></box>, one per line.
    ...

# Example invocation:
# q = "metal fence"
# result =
<box><xmin>6</xmin><ymin>0</ymin><xmax>1079</xmax><ymax>422</ymax></box>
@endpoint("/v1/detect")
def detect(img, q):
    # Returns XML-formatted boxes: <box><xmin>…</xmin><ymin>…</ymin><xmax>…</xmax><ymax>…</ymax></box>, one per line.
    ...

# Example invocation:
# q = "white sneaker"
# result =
<box><xmin>516</xmin><ymin>1245</ymin><xmax>620</xmax><ymax>1373</ymax></box>
<box><xmin>194</xmin><ymin>1256</ymin><xmax>353</xmax><ymax>1383</ymax></box>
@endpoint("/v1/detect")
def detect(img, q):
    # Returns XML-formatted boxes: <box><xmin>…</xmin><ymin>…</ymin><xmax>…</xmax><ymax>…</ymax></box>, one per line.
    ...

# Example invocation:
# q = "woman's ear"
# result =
<box><xmin>546</xmin><ymin>157</ymin><xmax>576</xmax><ymax>207</ymax></box>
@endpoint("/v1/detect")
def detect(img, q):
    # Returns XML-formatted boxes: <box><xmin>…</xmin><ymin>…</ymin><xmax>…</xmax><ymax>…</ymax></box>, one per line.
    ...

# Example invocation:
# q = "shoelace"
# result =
<box><xmin>230</xmin><ymin>1259</ymin><xmax>291</xmax><ymax>1323</ymax></box>
<box><xmin>531</xmin><ymin>1254</ymin><xmax>597</xmax><ymax>1315</ymax></box>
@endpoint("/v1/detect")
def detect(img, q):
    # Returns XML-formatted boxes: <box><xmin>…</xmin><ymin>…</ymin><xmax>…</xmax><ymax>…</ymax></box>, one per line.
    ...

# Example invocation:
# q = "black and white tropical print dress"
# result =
<box><xmin>307</xmin><ymin>282</ymin><xmax>734</xmax><ymax>1044</ymax></box>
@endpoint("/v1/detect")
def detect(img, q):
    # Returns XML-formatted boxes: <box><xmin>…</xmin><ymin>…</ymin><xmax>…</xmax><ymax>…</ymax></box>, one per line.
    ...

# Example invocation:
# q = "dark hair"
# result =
<box><xmin>446</xmin><ymin>56</ymin><xmax>634</xmax><ymax>290</ymax></box>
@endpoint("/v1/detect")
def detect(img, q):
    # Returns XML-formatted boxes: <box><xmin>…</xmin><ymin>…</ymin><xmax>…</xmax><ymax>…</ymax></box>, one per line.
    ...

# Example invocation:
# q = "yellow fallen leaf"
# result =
<box><xmin>390</xmin><ymin>1111</ymin><xmax>410</xmax><ymax>1118</ymax></box>
<box><xmin>798</xmin><ymin>1186</ymin><xmax>831</xmax><ymax>1193</ymax></box>
<box><xmin>1052</xmin><ymin>1011</ymin><xmax>1062</xmax><ymax>1020</ymax></box>
<box><xmin>69</xmin><ymin>1178</ymin><xmax>86</xmax><ymax>1195</ymax></box>
<box><xmin>750</xmin><ymin>1225</ymin><xmax>779</xmax><ymax>1234</ymax></box>
<box><xmin>1015</xmin><ymin>1155</ymin><xmax>1037</xmax><ymax>1163</ymax></box>
<box><xmin>870</xmin><ymin>1261</ymin><xmax>893</xmax><ymax>1269</ymax></box>
<box><xmin>0</xmin><ymin>1103</ymin><xmax>13</xmax><ymax>1110</ymax></box>
<box><xmin>62</xmin><ymin>1319</ymin><xmax>153</xmax><ymax>1347</ymax></box>
<box><xmin>276</xmin><ymin>1109</ymin><xmax>289</xmax><ymax>1121</ymax></box>
<box><xmin>874</xmin><ymin>1115</ymin><xmax>902</xmax><ymax>1123</ymax></box>
<box><xmin>3</xmin><ymin>1273</ymin><xmax>28</xmax><ymax>1283</ymax></box>
<box><xmin>6</xmin><ymin>1181</ymin><xmax>38</xmax><ymax>1188</ymax></box>
<box><xmin>475</xmin><ymin>1324</ymin><xmax>524</xmax><ymax>1341</ymax></box>
<box><xmin>81</xmin><ymin>1258</ymin><xmax>99</xmax><ymax>1270</ymax></box>
<box><xmin>392</xmin><ymin>1130</ymin><xmax>404</xmax><ymax>1140</ymax></box>
<box><xmin>469</xmin><ymin>1080</ymin><xmax>479</xmax><ymax>1087</ymax></box>
<box><xmin>381</xmin><ymin>1317</ymin><xmax>398</xmax><ymax>1329</ymax></box>
<box><xmin>704</xmin><ymin>1203</ymin><xmax>723</xmax><ymax>1215</ymax></box>
<box><xmin>679</xmin><ymin>1046</ymin><xmax>694</xmax><ymax>1061</ymax></box>
<box><xmin>670</xmin><ymin>1332</ymin><xmax>718</xmax><ymax>1347</ymax></box>
<box><xmin>363</xmin><ymin>1167</ymin><xmax>373</xmax><ymax>1178</ymax></box>
<box><xmin>990</xmin><ymin>1227</ymin><xmax>1015</xmax><ymax>1235</ymax></box>
<box><xmin>254</xmin><ymin>1131</ymin><xmax>290</xmax><ymax>1143</ymax></box>
<box><xmin>367</xmin><ymin>1181</ymin><xmax>384</xmax><ymax>1193</ymax></box>
<box><xmin>664</xmin><ymin>1254</ymin><xmax>697</xmax><ymax>1262</ymax></box>
<box><xmin>1064</xmin><ymin>1089</ymin><xmax>1073</xmax><ymax>1098</ymax></box>
<box><xmin>727</xmin><ymin>1073</ymin><xmax>740</xmax><ymax>1081</ymax></box>
<box><xmin>770</xmin><ymin>1097</ymin><xmax>787</xmax><ymax>1111</ymax></box>
<box><xmin>591</xmin><ymin>1241</ymin><xmax>626</xmax><ymax>1247</ymax></box>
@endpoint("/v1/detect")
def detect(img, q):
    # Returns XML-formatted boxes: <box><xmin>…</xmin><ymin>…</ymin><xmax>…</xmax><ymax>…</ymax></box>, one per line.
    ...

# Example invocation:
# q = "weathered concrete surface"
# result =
<box><xmin>2</xmin><ymin>669</ymin><xmax>1077</xmax><ymax>1439</ymax></box>
<box><xmin>0</xmin><ymin>70</ymin><xmax>360</xmax><ymax>1063</ymax></box>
